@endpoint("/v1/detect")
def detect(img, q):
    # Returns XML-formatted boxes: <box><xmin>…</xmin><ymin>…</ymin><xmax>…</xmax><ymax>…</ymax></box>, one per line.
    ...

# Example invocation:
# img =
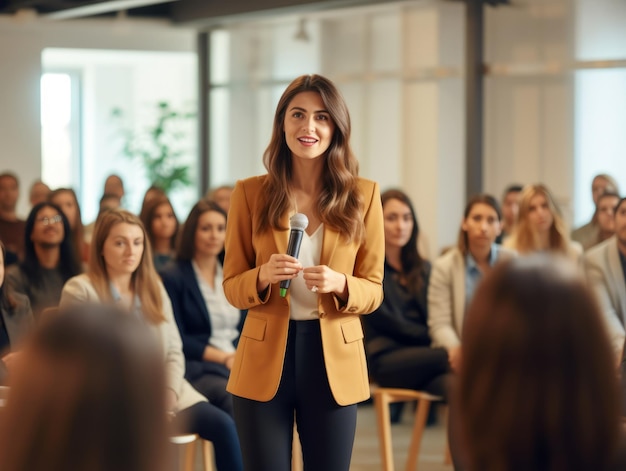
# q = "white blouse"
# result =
<box><xmin>289</xmin><ymin>224</ymin><xmax>323</xmax><ymax>321</ymax></box>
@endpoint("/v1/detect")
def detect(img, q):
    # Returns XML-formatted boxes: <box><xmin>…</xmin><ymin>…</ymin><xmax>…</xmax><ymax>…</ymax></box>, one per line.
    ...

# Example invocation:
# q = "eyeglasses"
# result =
<box><xmin>36</xmin><ymin>215</ymin><xmax>63</xmax><ymax>226</ymax></box>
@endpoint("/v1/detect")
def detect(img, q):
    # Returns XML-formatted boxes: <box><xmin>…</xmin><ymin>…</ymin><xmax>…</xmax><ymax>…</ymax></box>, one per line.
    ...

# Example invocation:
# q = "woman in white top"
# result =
<box><xmin>160</xmin><ymin>200</ymin><xmax>245</xmax><ymax>418</ymax></box>
<box><xmin>504</xmin><ymin>183</ymin><xmax>582</xmax><ymax>263</ymax></box>
<box><xmin>60</xmin><ymin>208</ymin><xmax>242</xmax><ymax>471</ymax></box>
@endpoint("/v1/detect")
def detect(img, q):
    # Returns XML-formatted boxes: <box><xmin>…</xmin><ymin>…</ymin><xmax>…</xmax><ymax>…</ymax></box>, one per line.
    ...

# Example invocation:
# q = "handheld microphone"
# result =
<box><xmin>279</xmin><ymin>213</ymin><xmax>309</xmax><ymax>297</ymax></box>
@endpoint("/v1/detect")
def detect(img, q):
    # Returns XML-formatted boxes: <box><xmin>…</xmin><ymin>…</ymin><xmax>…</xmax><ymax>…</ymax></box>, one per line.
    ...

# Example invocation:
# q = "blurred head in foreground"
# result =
<box><xmin>457</xmin><ymin>254</ymin><xmax>621</xmax><ymax>471</ymax></box>
<box><xmin>0</xmin><ymin>304</ymin><xmax>168</xmax><ymax>471</ymax></box>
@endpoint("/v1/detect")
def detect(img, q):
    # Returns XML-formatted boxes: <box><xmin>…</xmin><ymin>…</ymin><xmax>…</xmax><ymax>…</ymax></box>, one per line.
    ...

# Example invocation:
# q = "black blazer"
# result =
<box><xmin>160</xmin><ymin>259</ymin><xmax>245</xmax><ymax>381</ymax></box>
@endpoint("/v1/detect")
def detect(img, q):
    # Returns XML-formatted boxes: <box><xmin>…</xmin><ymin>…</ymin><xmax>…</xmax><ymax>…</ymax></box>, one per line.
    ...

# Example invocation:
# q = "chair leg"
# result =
<box><xmin>201</xmin><ymin>440</ymin><xmax>216</xmax><ymax>471</ymax></box>
<box><xmin>404</xmin><ymin>398</ymin><xmax>431</xmax><ymax>471</ymax></box>
<box><xmin>183</xmin><ymin>438</ymin><xmax>197</xmax><ymax>471</ymax></box>
<box><xmin>374</xmin><ymin>392</ymin><xmax>395</xmax><ymax>471</ymax></box>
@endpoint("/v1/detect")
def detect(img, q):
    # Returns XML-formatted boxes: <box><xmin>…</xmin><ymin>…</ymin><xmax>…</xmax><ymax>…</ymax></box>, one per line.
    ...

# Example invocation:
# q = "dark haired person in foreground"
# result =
<box><xmin>0</xmin><ymin>303</ymin><xmax>169</xmax><ymax>471</ymax></box>
<box><xmin>457</xmin><ymin>255</ymin><xmax>626</xmax><ymax>471</ymax></box>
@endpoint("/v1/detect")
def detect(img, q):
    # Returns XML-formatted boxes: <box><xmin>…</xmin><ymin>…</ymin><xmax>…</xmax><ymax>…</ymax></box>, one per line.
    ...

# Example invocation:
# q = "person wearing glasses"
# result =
<box><xmin>6</xmin><ymin>202</ymin><xmax>81</xmax><ymax>317</ymax></box>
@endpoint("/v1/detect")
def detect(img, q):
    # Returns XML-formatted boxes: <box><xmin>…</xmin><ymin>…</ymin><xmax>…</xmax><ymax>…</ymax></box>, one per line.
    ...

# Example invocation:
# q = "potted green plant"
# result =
<box><xmin>111</xmin><ymin>101</ymin><xmax>196</xmax><ymax>193</ymax></box>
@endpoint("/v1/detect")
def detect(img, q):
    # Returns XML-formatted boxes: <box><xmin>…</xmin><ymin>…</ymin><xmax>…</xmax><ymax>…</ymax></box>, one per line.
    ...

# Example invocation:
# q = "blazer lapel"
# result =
<box><xmin>321</xmin><ymin>226</ymin><xmax>340</xmax><ymax>266</ymax></box>
<box><xmin>181</xmin><ymin>262</ymin><xmax>210</xmax><ymax>324</ymax></box>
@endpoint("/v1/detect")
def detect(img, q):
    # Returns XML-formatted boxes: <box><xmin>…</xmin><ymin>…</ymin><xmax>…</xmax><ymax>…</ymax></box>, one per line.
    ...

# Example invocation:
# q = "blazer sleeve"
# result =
<box><xmin>428</xmin><ymin>255</ymin><xmax>461</xmax><ymax>350</ymax></box>
<box><xmin>159</xmin><ymin>282</ymin><xmax>186</xmax><ymax>401</ymax></box>
<box><xmin>160</xmin><ymin>267</ymin><xmax>207</xmax><ymax>362</ymax></box>
<box><xmin>334</xmin><ymin>180</ymin><xmax>385</xmax><ymax>315</ymax></box>
<box><xmin>59</xmin><ymin>275</ymin><xmax>96</xmax><ymax>307</ymax></box>
<box><xmin>585</xmin><ymin>252</ymin><xmax>626</xmax><ymax>358</ymax></box>
<box><xmin>223</xmin><ymin>179</ymin><xmax>268</xmax><ymax>309</ymax></box>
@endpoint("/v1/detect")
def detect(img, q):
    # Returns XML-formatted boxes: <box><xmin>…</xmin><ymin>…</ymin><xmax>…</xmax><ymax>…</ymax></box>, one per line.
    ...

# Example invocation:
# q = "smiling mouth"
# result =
<box><xmin>298</xmin><ymin>137</ymin><xmax>318</xmax><ymax>144</ymax></box>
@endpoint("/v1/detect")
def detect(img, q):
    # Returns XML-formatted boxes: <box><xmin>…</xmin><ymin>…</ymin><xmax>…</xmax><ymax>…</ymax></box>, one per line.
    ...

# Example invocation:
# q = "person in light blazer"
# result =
<box><xmin>222</xmin><ymin>74</ymin><xmax>385</xmax><ymax>471</ymax></box>
<box><xmin>585</xmin><ymin>197</ymin><xmax>626</xmax><ymax>363</ymax></box>
<box><xmin>160</xmin><ymin>200</ymin><xmax>245</xmax><ymax>418</ymax></box>
<box><xmin>60</xmin><ymin>208</ymin><xmax>242</xmax><ymax>471</ymax></box>
<box><xmin>428</xmin><ymin>194</ymin><xmax>515</xmax><ymax>370</ymax></box>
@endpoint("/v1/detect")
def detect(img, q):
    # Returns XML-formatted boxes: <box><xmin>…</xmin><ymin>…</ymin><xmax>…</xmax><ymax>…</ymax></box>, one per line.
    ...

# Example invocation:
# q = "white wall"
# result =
<box><xmin>0</xmin><ymin>15</ymin><xmax>195</xmax><ymax>217</ymax></box>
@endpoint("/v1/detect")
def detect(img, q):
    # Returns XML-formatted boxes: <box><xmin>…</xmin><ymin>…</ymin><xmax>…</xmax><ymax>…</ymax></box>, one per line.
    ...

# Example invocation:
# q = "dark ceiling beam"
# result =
<box><xmin>171</xmin><ymin>0</ymin><xmax>395</xmax><ymax>26</ymax></box>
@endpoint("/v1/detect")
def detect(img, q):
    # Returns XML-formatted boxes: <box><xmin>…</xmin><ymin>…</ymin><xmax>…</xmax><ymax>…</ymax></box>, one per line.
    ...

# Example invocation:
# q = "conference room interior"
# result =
<box><xmin>1</xmin><ymin>0</ymin><xmax>625</xmax><ymax>470</ymax></box>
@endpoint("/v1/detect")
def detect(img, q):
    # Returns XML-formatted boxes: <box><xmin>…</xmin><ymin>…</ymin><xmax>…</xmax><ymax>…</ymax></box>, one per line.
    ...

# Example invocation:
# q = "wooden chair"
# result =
<box><xmin>170</xmin><ymin>434</ymin><xmax>215</xmax><ymax>471</ymax></box>
<box><xmin>372</xmin><ymin>387</ymin><xmax>451</xmax><ymax>471</ymax></box>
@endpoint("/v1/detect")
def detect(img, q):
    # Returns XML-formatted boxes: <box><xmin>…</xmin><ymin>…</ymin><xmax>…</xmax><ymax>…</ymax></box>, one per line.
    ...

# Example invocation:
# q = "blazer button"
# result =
<box><xmin>348</xmin><ymin>307</ymin><xmax>357</xmax><ymax>312</ymax></box>
<box><xmin>248</xmin><ymin>296</ymin><xmax>255</xmax><ymax>303</ymax></box>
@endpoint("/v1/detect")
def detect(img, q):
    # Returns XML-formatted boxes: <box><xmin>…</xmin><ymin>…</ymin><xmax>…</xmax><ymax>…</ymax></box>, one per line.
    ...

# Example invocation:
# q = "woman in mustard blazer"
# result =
<box><xmin>223</xmin><ymin>74</ymin><xmax>385</xmax><ymax>471</ymax></box>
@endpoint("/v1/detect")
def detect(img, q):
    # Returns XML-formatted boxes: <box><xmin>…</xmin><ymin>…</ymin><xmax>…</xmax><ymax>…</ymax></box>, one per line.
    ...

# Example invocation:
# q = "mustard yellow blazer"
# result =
<box><xmin>223</xmin><ymin>175</ymin><xmax>384</xmax><ymax>406</ymax></box>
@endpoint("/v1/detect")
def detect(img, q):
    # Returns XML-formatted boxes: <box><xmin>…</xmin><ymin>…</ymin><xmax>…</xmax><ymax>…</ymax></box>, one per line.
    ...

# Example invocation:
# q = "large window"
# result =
<box><xmin>41</xmin><ymin>71</ymin><xmax>81</xmax><ymax>190</ymax></box>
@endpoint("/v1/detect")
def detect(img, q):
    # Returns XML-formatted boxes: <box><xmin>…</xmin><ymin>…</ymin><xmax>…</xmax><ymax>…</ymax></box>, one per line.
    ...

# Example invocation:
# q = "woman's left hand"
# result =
<box><xmin>302</xmin><ymin>265</ymin><xmax>347</xmax><ymax>299</ymax></box>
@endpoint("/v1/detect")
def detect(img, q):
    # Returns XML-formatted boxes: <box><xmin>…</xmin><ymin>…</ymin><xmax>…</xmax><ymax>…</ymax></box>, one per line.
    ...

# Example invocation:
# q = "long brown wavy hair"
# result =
<box><xmin>257</xmin><ymin>74</ymin><xmax>364</xmax><ymax>244</ymax></box>
<box><xmin>509</xmin><ymin>184</ymin><xmax>569</xmax><ymax>254</ymax></box>
<box><xmin>457</xmin><ymin>255</ymin><xmax>621</xmax><ymax>471</ymax></box>
<box><xmin>88</xmin><ymin>209</ymin><xmax>165</xmax><ymax>324</ymax></box>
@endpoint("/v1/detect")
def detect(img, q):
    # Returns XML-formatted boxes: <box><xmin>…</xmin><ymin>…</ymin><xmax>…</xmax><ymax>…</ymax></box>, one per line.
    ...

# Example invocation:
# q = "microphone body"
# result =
<box><xmin>279</xmin><ymin>213</ymin><xmax>309</xmax><ymax>297</ymax></box>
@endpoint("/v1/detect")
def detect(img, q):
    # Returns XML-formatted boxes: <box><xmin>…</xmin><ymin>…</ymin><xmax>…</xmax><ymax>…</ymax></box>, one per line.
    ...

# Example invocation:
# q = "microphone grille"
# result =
<box><xmin>290</xmin><ymin>213</ymin><xmax>309</xmax><ymax>231</ymax></box>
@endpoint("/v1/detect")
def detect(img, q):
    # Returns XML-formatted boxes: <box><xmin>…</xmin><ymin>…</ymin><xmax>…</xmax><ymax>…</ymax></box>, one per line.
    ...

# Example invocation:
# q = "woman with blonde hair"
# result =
<box><xmin>60</xmin><ymin>208</ymin><xmax>242</xmax><ymax>471</ymax></box>
<box><xmin>505</xmin><ymin>184</ymin><xmax>582</xmax><ymax>262</ymax></box>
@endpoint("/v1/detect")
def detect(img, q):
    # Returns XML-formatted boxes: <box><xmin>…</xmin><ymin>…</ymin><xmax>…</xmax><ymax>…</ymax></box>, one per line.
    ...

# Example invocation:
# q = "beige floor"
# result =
<box><xmin>350</xmin><ymin>402</ymin><xmax>451</xmax><ymax>471</ymax></box>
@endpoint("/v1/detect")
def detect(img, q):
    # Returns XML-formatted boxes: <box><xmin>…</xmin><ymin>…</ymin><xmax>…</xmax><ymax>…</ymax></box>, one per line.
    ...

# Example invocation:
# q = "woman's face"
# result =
<box><xmin>462</xmin><ymin>203</ymin><xmax>501</xmax><ymax>249</ymax></box>
<box><xmin>150</xmin><ymin>203</ymin><xmax>177</xmax><ymax>240</ymax></box>
<box><xmin>383</xmin><ymin>198</ymin><xmax>414</xmax><ymax>251</ymax></box>
<box><xmin>527</xmin><ymin>193</ymin><xmax>554</xmax><ymax>234</ymax></box>
<box><xmin>283</xmin><ymin>91</ymin><xmax>336</xmax><ymax>162</ymax></box>
<box><xmin>102</xmin><ymin>223</ymin><xmax>144</xmax><ymax>278</ymax></box>
<box><xmin>194</xmin><ymin>210</ymin><xmax>226</xmax><ymax>260</ymax></box>
<box><xmin>51</xmin><ymin>192</ymin><xmax>78</xmax><ymax>229</ymax></box>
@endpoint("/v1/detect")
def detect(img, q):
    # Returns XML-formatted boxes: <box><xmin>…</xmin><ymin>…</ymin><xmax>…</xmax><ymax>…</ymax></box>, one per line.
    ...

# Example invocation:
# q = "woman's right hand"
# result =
<box><xmin>257</xmin><ymin>254</ymin><xmax>303</xmax><ymax>292</ymax></box>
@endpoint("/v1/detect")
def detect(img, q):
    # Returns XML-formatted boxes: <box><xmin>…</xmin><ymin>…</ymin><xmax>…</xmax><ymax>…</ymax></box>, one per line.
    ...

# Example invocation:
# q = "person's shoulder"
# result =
<box><xmin>585</xmin><ymin>236</ymin><xmax>614</xmax><ymax>261</ymax></box>
<box><xmin>433</xmin><ymin>247</ymin><xmax>463</xmax><ymax>269</ymax></box>
<box><xmin>356</xmin><ymin>177</ymin><xmax>378</xmax><ymax>193</ymax></box>
<box><xmin>496</xmin><ymin>245</ymin><xmax>517</xmax><ymax>260</ymax></box>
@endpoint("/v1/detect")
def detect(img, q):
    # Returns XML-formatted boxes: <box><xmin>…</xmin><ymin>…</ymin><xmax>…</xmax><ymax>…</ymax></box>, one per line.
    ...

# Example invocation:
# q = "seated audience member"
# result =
<box><xmin>49</xmin><ymin>188</ymin><xmax>88</xmax><ymax>263</ymax></box>
<box><xmin>140</xmin><ymin>195</ymin><xmax>179</xmax><ymax>272</ymax></box>
<box><xmin>504</xmin><ymin>183</ymin><xmax>582</xmax><ymax>263</ymax></box>
<box><xmin>591</xmin><ymin>191</ymin><xmax>621</xmax><ymax>250</ymax></box>
<box><xmin>0</xmin><ymin>241</ymin><xmax>34</xmax><ymax>384</ymax></box>
<box><xmin>584</xmin><ymin>196</ymin><xmax>626</xmax><ymax>362</ymax></box>
<box><xmin>573</xmin><ymin>173</ymin><xmax>620</xmax><ymax>250</ymax></box>
<box><xmin>0</xmin><ymin>172</ymin><xmax>25</xmax><ymax>261</ymax></box>
<box><xmin>60</xmin><ymin>208</ymin><xmax>243</xmax><ymax>471</ymax></box>
<box><xmin>103</xmin><ymin>173</ymin><xmax>125</xmax><ymax>203</ymax></box>
<box><xmin>363</xmin><ymin>189</ymin><xmax>448</xmax><ymax>399</ymax></box>
<box><xmin>205</xmin><ymin>184</ymin><xmax>233</xmax><ymax>214</ymax></box>
<box><xmin>457</xmin><ymin>255</ymin><xmax>626</xmax><ymax>471</ymax></box>
<box><xmin>140</xmin><ymin>185</ymin><xmax>166</xmax><ymax>212</ymax></box>
<box><xmin>160</xmin><ymin>200</ymin><xmax>244</xmax><ymax>418</ymax></box>
<box><xmin>495</xmin><ymin>183</ymin><xmax>522</xmax><ymax>244</ymax></box>
<box><xmin>428</xmin><ymin>194</ymin><xmax>514</xmax><ymax>372</ymax></box>
<box><xmin>0</xmin><ymin>303</ymin><xmax>169</xmax><ymax>471</ymax></box>
<box><xmin>28</xmin><ymin>179</ymin><xmax>50</xmax><ymax>207</ymax></box>
<box><xmin>83</xmin><ymin>192</ymin><xmax>122</xmax><ymax>245</ymax></box>
<box><xmin>7</xmin><ymin>202</ymin><xmax>81</xmax><ymax>317</ymax></box>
